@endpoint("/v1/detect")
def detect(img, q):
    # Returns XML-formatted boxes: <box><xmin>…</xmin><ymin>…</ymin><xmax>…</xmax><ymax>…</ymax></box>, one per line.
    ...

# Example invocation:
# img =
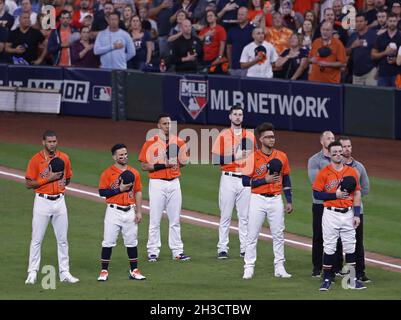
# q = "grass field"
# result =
<box><xmin>1</xmin><ymin>179</ymin><xmax>401</xmax><ymax>300</ymax></box>
<box><xmin>1</xmin><ymin>142</ymin><xmax>400</xmax><ymax>259</ymax></box>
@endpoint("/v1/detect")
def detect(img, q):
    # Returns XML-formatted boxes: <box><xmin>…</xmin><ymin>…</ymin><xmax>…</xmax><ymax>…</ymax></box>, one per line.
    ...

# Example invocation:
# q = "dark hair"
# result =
<box><xmin>104</xmin><ymin>1</ymin><xmax>114</xmax><ymax>7</ymax></box>
<box><xmin>157</xmin><ymin>113</ymin><xmax>171</xmax><ymax>123</ymax></box>
<box><xmin>388</xmin><ymin>12</ymin><xmax>398</xmax><ymax>19</ymax></box>
<box><xmin>109</xmin><ymin>11</ymin><xmax>120</xmax><ymax>19</ymax></box>
<box><xmin>42</xmin><ymin>130</ymin><xmax>57</xmax><ymax>140</ymax></box>
<box><xmin>338</xmin><ymin>135</ymin><xmax>351</xmax><ymax>142</ymax></box>
<box><xmin>328</xmin><ymin>140</ymin><xmax>343</xmax><ymax>152</ymax></box>
<box><xmin>355</xmin><ymin>13</ymin><xmax>366</xmax><ymax>20</ymax></box>
<box><xmin>229</xmin><ymin>104</ymin><xmax>243</xmax><ymax>114</ymax></box>
<box><xmin>60</xmin><ymin>10</ymin><xmax>71</xmax><ymax>17</ymax></box>
<box><xmin>111</xmin><ymin>143</ymin><xmax>127</xmax><ymax>155</ymax></box>
<box><xmin>377</xmin><ymin>9</ymin><xmax>387</xmax><ymax>15</ymax></box>
<box><xmin>255</xmin><ymin>122</ymin><xmax>275</xmax><ymax>136</ymax></box>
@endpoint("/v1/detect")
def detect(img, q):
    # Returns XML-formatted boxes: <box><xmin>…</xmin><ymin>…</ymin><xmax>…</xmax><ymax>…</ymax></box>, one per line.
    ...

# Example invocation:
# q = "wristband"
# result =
<box><xmin>353</xmin><ymin>206</ymin><xmax>361</xmax><ymax>217</ymax></box>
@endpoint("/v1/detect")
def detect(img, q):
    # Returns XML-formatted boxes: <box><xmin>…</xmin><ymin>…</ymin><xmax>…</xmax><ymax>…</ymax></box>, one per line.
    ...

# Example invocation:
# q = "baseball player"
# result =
<box><xmin>97</xmin><ymin>144</ymin><xmax>146</xmax><ymax>281</ymax></box>
<box><xmin>313</xmin><ymin>141</ymin><xmax>366</xmax><ymax>291</ymax></box>
<box><xmin>241</xmin><ymin>122</ymin><xmax>293</xmax><ymax>280</ymax></box>
<box><xmin>211</xmin><ymin>104</ymin><xmax>257</xmax><ymax>259</ymax></box>
<box><xmin>338</xmin><ymin>136</ymin><xmax>371</xmax><ymax>283</ymax></box>
<box><xmin>138</xmin><ymin>113</ymin><xmax>191</xmax><ymax>262</ymax></box>
<box><xmin>24</xmin><ymin>130</ymin><xmax>79</xmax><ymax>284</ymax></box>
<box><xmin>307</xmin><ymin>131</ymin><xmax>344</xmax><ymax>278</ymax></box>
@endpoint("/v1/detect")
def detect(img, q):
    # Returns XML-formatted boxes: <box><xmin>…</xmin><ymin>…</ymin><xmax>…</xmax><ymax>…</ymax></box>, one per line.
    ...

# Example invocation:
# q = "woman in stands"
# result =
<box><xmin>128</xmin><ymin>15</ymin><xmax>153</xmax><ymax>70</ymax></box>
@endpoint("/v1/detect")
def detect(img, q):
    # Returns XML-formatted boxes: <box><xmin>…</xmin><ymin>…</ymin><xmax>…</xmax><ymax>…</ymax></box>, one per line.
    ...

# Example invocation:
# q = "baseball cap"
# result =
<box><xmin>340</xmin><ymin>176</ymin><xmax>357</xmax><ymax>193</ymax></box>
<box><xmin>267</xmin><ymin>158</ymin><xmax>283</xmax><ymax>175</ymax></box>
<box><xmin>49</xmin><ymin>157</ymin><xmax>65</xmax><ymax>173</ymax></box>
<box><xmin>120</xmin><ymin>170</ymin><xmax>135</xmax><ymax>184</ymax></box>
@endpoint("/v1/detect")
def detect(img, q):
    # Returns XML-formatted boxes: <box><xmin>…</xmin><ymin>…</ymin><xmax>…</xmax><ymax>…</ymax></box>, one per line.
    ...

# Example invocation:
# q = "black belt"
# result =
<box><xmin>39</xmin><ymin>193</ymin><xmax>61</xmax><ymax>201</ymax></box>
<box><xmin>224</xmin><ymin>172</ymin><xmax>242</xmax><ymax>178</ymax></box>
<box><xmin>161</xmin><ymin>178</ymin><xmax>176</xmax><ymax>181</ymax></box>
<box><xmin>327</xmin><ymin>207</ymin><xmax>351</xmax><ymax>214</ymax></box>
<box><xmin>259</xmin><ymin>193</ymin><xmax>276</xmax><ymax>198</ymax></box>
<box><xmin>109</xmin><ymin>204</ymin><xmax>132</xmax><ymax>212</ymax></box>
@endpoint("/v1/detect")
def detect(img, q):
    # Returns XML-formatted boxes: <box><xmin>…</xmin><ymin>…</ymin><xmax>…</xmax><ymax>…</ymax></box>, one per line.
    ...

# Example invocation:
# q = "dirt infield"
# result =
<box><xmin>1</xmin><ymin>113</ymin><xmax>400</xmax><ymax>180</ymax></box>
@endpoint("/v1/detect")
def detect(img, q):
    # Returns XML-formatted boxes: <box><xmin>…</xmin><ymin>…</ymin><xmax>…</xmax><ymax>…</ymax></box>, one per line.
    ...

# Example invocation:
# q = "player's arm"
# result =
<box><xmin>134</xmin><ymin>191</ymin><xmax>142</xmax><ymax>224</ymax></box>
<box><xmin>140</xmin><ymin>161</ymin><xmax>174</xmax><ymax>172</ymax></box>
<box><xmin>352</xmin><ymin>190</ymin><xmax>362</xmax><ymax>228</ymax></box>
<box><xmin>25</xmin><ymin>172</ymin><xmax>63</xmax><ymax>189</ymax></box>
<box><xmin>282</xmin><ymin>174</ymin><xmax>293</xmax><ymax>204</ymax></box>
<box><xmin>98</xmin><ymin>181</ymin><xmax>132</xmax><ymax>198</ymax></box>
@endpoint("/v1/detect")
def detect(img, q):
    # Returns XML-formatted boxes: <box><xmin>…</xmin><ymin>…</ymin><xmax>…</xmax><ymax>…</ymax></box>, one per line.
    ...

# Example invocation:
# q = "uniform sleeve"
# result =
<box><xmin>25</xmin><ymin>157</ymin><xmax>38</xmax><ymax>180</ymax></box>
<box><xmin>353</xmin><ymin>169</ymin><xmax>361</xmax><ymax>192</ymax></box>
<box><xmin>177</xmin><ymin>139</ymin><xmax>189</xmax><ymax>164</ymax></box>
<box><xmin>282</xmin><ymin>154</ymin><xmax>290</xmax><ymax>175</ymax></box>
<box><xmin>312</xmin><ymin>169</ymin><xmax>326</xmax><ymax>192</ymax></box>
<box><xmin>138</xmin><ymin>142</ymin><xmax>149</xmax><ymax>163</ymax></box>
<box><xmin>98</xmin><ymin>170</ymin><xmax>110</xmax><ymax>190</ymax></box>
<box><xmin>133</xmin><ymin>171</ymin><xmax>142</xmax><ymax>193</ymax></box>
<box><xmin>64</xmin><ymin>155</ymin><xmax>73</xmax><ymax>179</ymax></box>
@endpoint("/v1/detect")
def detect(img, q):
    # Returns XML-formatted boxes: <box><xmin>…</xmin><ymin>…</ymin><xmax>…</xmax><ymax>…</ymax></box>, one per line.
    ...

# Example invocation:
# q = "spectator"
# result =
<box><xmin>264</xmin><ymin>11</ymin><xmax>293</xmax><ymax>55</ymax></box>
<box><xmin>81</xmin><ymin>13</ymin><xmax>94</xmax><ymax>29</ymax></box>
<box><xmin>198</xmin><ymin>10</ymin><xmax>227</xmax><ymax>68</ymax></box>
<box><xmin>71</xmin><ymin>26</ymin><xmax>100</xmax><ymax>67</ymax></box>
<box><xmin>319</xmin><ymin>0</ymin><xmax>335</xmax><ymax>22</ymax></box>
<box><xmin>34</xmin><ymin>12</ymin><xmax>53</xmax><ymax>65</ymax></box>
<box><xmin>94</xmin><ymin>10</ymin><xmax>135</xmax><ymax>69</ymax></box>
<box><xmin>313</xmin><ymin>7</ymin><xmax>348</xmax><ymax>46</ymax></box>
<box><xmin>346</xmin><ymin>13</ymin><xmax>378</xmax><ymax>86</ymax></box>
<box><xmin>371</xmin><ymin>13</ymin><xmax>401</xmax><ymax>86</ymax></box>
<box><xmin>280</xmin><ymin>0</ymin><xmax>303</xmax><ymax>32</ymax></box>
<box><xmin>217</xmin><ymin>0</ymin><xmax>248</xmax><ymax>30</ymax></box>
<box><xmin>299</xmin><ymin>19</ymin><xmax>314</xmax><ymax>50</ymax></box>
<box><xmin>128</xmin><ymin>15</ymin><xmax>152</xmax><ymax>69</ymax></box>
<box><xmin>167</xmin><ymin>10</ymin><xmax>192</xmax><ymax>43</ymax></box>
<box><xmin>275</xmin><ymin>33</ymin><xmax>309</xmax><ymax>80</ymax></box>
<box><xmin>170</xmin><ymin>19</ymin><xmax>202</xmax><ymax>73</ymax></box>
<box><xmin>170</xmin><ymin>0</ymin><xmax>197</xmax><ymax>24</ymax></box>
<box><xmin>149</xmin><ymin>27</ymin><xmax>160</xmax><ymax>65</ymax></box>
<box><xmin>304</xmin><ymin>9</ymin><xmax>317</xmax><ymax>27</ymax></box>
<box><xmin>391</xmin><ymin>0</ymin><xmax>401</xmax><ymax>29</ymax></box>
<box><xmin>122</xmin><ymin>4</ymin><xmax>135</xmax><ymax>31</ymax></box>
<box><xmin>365</xmin><ymin>0</ymin><xmax>378</xmax><ymax>26</ymax></box>
<box><xmin>293</xmin><ymin>0</ymin><xmax>319</xmax><ymax>17</ymax></box>
<box><xmin>227</xmin><ymin>6</ymin><xmax>254</xmax><ymax>76</ymax></box>
<box><xmin>240</xmin><ymin>27</ymin><xmax>278</xmax><ymax>78</ymax></box>
<box><xmin>5</xmin><ymin>11</ymin><xmax>46</xmax><ymax>64</ymax></box>
<box><xmin>11</xmin><ymin>0</ymin><xmax>37</xmax><ymax>31</ymax></box>
<box><xmin>138</xmin><ymin>5</ymin><xmax>158</xmax><ymax>33</ymax></box>
<box><xmin>248</xmin><ymin>0</ymin><xmax>272</xmax><ymax>28</ymax></box>
<box><xmin>71</xmin><ymin>0</ymin><xmax>94</xmax><ymax>29</ymax></box>
<box><xmin>0</xmin><ymin>0</ymin><xmax>15</xmax><ymax>30</ymax></box>
<box><xmin>5</xmin><ymin>0</ymin><xmax>17</xmax><ymax>16</ymax></box>
<box><xmin>92</xmin><ymin>1</ymin><xmax>125</xmax><ymax>36</ymax></box>
<box><xmin>0</xmin><ymin>24</ymin><xmax>7</xmax><ymax>62</ymax></box>
<box><xmin>193</xmin><ymin>0</ymin><xmax>217</xmax><ymax>26</ymax></box>
<box><xmin>93</xmin><ymin>0</ymin><xmax>108</xmax><ymax>12</ymax></box>
<box><xmin>373</xmin><ymin>9</ymin><xmax>388</xmax><ymax>35</ymax></box>
<box><xmin>149</xmin><ymin>0</ymin><xmax>175</xmax><ymax>57</ymax></box>
<box><xmin>308</xmin><ymin>21</ymin><xmax>347</xmax><ymax>83</ymax></box>
<box><xmin>367</xmin><ymin>0</ymin><xmax>388</xmax><ymax>27</ymax></box>
<box><xmin>47</xmin><ymin>10</ymin><xmax>80</xmax><ymax>66</ymax></box>
<box><xmin>332</xmin><ymin>0</ymin><xmax>343</xmax><ymax>22</ymax></box>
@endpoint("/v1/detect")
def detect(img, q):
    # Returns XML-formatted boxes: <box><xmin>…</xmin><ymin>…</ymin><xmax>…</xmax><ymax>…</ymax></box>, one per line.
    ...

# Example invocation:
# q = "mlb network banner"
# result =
<box><xmin>4</xmin><ymin>65</ymin><xmax>112</xmax><ymax>118</ymax></box>
<box><xmin>166</xmin><ymin>74</ymin><xmax>343</xmax><ymax>133</ymax></box>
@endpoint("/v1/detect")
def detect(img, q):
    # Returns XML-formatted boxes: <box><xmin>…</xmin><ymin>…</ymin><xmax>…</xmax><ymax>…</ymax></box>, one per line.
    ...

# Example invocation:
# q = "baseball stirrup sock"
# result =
<box><xmin>127</xmin><ymin>247</ymin><xmax>138</xmax><ymax>271</ymax></box>
<box><xmin>101</xmin><ymin>247</ymin><xmax>113</xmax><ymax>270</ymax></box>
<box><xmin>323</xmin><ymin>253</ymin><xmax>335</xmax><ymax>280</ymax></box>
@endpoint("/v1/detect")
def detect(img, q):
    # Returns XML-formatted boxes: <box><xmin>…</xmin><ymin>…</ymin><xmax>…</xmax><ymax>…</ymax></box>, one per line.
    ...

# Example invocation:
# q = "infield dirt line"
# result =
<box><xmin>1</xmin><ymin>166</ymin><xmax>401</xmax><ymax>275</ymax></box>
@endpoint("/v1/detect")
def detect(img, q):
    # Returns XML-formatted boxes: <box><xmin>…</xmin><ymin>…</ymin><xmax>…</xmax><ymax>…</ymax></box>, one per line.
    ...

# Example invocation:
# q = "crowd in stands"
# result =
<box><xmin>1</xmin><ymin>0</ymin><xmax>401</xmax><ymax>87</ymax></box>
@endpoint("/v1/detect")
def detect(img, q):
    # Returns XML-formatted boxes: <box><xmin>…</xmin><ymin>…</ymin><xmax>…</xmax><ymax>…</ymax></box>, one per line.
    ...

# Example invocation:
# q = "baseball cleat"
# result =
<box><xmin>312</xmin><ymin>270</ymin><xmax>321</xmax><ymax>278</ymax></box>
<box><xmin>174</xmin><ymin>253</ymin><xmax>191</xmax><ymax>261</ymax></box>
<box><xmin>97</xmin><ymin>270</ymin><xmax>109</xmax><ymax>281</ymax></box>
<box><xmin>274</xmin><ymin>266</ymin><xmax>292</xmax><ymax>278</ymax></box>
<box><xmin>217</xmin><ymin>251</ymin><xmax>228</xmax><ymax>259</ymax></box>
<box><xmin>243</xmin><ymin>268</ymin><xmax>254</xmax><ymax>280</ymax></box>
<box><xmin>348</xmin><ymin>279</ymin><xmax>367</xmax><ymax>290</ymax></box>
<box><xmin>357</xmin><ymin>275</ymin><xmax>371</xmax><ymax>283</ymax></box>
<box><xmin>129</xmin><ymin>268</ymin><xmax>146</xmax><ymax>280</ymax></box>
<box><xmin>240</xmin><ymin>252</ymin><xmax>245</xmax><ymax>258</ymax></box>
<box><xmin>148</xmin><ymin>254</ymin><xmax>158</xmax><ymax>262</ymax></box>
<box><xmin>319</xmin><ymin>279</ymin><xmax>332</xmax><ymax>291</ymax></box>
<box><xmin>60</xmin><ymin>272</ymin><xmax>79</xmax><ymax>283</ymax></box>
<box><xmin>25</xmin><ymin>271</ymin><xmax>37</xmax><ymax>285</ymax></box>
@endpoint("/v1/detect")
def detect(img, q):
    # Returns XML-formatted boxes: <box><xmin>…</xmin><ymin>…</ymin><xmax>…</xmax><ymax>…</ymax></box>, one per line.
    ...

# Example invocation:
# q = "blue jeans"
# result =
<box><xmin>377</xmin><ymin>76</ymin><xmax>397</xmax><ymax>87</ymax></box>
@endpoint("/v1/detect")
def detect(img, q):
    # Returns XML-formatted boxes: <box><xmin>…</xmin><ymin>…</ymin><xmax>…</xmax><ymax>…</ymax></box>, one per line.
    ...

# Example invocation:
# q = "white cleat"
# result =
<box><xmin>274</xmin><ymin>266</ymin><xmax>292</xmax><ymax>278</ymax></box>
<box><xmin>25</xmin><ymin>271</ymin><xmax>37</xmax><ymax>284</ymax></box>
<box><xmin>129</xmin><ymin>268</ymin><xmax>146</xmax><ymax>280</ymax></box>
<box><xmin>97</xmin><ymin>270</ymin><xmax>109</xmax><ymax>281</ymax></box>
<box><xmin>243</xmin><ymin>268</ymin><xmax>254</xmax><ymax>280</ymax></box>
<box><xmin>60</xmin><ymin>272</ymin><xmax>80</xmax><ymax>283</ymax></box>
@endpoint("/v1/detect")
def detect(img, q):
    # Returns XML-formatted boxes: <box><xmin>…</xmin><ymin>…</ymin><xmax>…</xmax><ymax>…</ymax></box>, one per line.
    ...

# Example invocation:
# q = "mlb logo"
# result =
<box><xmin>179</xmin><ymin>79</ymin><xmax>208</xmax><ymax>120</ymax></box>
<box><xmin>93</xmin><ymin>86</ymin><xmax>112</xmax><ymax>102</ymax></box>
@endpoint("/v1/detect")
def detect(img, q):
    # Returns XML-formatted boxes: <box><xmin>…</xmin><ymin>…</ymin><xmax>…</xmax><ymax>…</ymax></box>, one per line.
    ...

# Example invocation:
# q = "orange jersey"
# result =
<box><xmin>99</xmin><ymin>165</ymin><xmax>142</xmax><ymax>206</ymax></box>
<box><xmin>138</xmin><ymin>135</ymin><xmax>188</xmax><ymax>179</ymax></box>
<box><xmin>312</xmin><ymin>164</ymin><xmax>361</xmax><ymax>208</ymax></box>
<box><xmin>25</xmin><ymin>150</ymin><xmax>72</xmax><ymax>195</ymax></box>
<box><xmin>244</xmin><ymin>149</ymin><xmax>290</xmax><ymax>195</ymax></box>
<box><xmin>212</xmin><ymin>128</ymin><xmax>257</xmax><ymax>173</ymax></box>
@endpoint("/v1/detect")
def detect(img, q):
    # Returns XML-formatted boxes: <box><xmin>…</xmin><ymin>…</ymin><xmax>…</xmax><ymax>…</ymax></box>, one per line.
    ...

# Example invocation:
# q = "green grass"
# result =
<box><xmin>0</xmin><ymin>142</ymin><xmax>400</xmax><ymax>259</ymax></box>
<box><xmin>1</xmin><ymin>179</ymin><xmax>401</xmax><ymax>300</ymax></box>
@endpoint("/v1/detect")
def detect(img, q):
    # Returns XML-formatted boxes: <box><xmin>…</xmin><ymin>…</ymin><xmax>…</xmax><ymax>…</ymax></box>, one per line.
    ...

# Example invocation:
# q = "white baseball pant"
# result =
<box><xmin>244</xmin><ymin>194</ymin><xmax>286</xmax><ymax>269</ymax></box>
<box><xmin>102</xmin><ymin>205</ymin><xmax>138</xmax><ymax>248</ymax></box>
<box><xmin>28</xmin><ymin>194</ymin><xmax>70</xmax><ymax>274</ymax></box>
<box><xmin>322</xmin><ymin>207</ymin><xmax>356</xmax><ymax>255</ymax></box>
<box><xmin>147</xmin><ymin>178</ymin><xmax>184</xmax><ymax>258</ymax></box>
<box><xmin>217</xmin><ymin>172</ymin><xmax>251</xmax><ymax>254</ymax></box>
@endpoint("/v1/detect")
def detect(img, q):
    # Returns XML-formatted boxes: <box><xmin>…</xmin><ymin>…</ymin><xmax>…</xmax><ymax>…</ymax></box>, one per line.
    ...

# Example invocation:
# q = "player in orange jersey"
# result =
<box><xmin>313</xmin><ymin>141</ymin><xmax>366</xmax><ymax>291</ymax></box>
<box><xmin>241</xmin><ymin>122</ymin><xmax>293</xmax><ymax>280</ymax></box>
<box><xmin>24</xmin><ymin>130</ymin><xmax>79</xmax><ymax>284</ymax></box>
<box><xmin>97</xmin><ymin>143</ymin><xmax>146</xmax><ymax>281</ymax></box>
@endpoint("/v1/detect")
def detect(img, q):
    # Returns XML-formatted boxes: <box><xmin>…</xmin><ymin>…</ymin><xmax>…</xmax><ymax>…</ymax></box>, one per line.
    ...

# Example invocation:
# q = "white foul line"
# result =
<box><xmin>1</xmin><ymin>169</ymin><xmax>401</xmax><ymax>271</ymax></box>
